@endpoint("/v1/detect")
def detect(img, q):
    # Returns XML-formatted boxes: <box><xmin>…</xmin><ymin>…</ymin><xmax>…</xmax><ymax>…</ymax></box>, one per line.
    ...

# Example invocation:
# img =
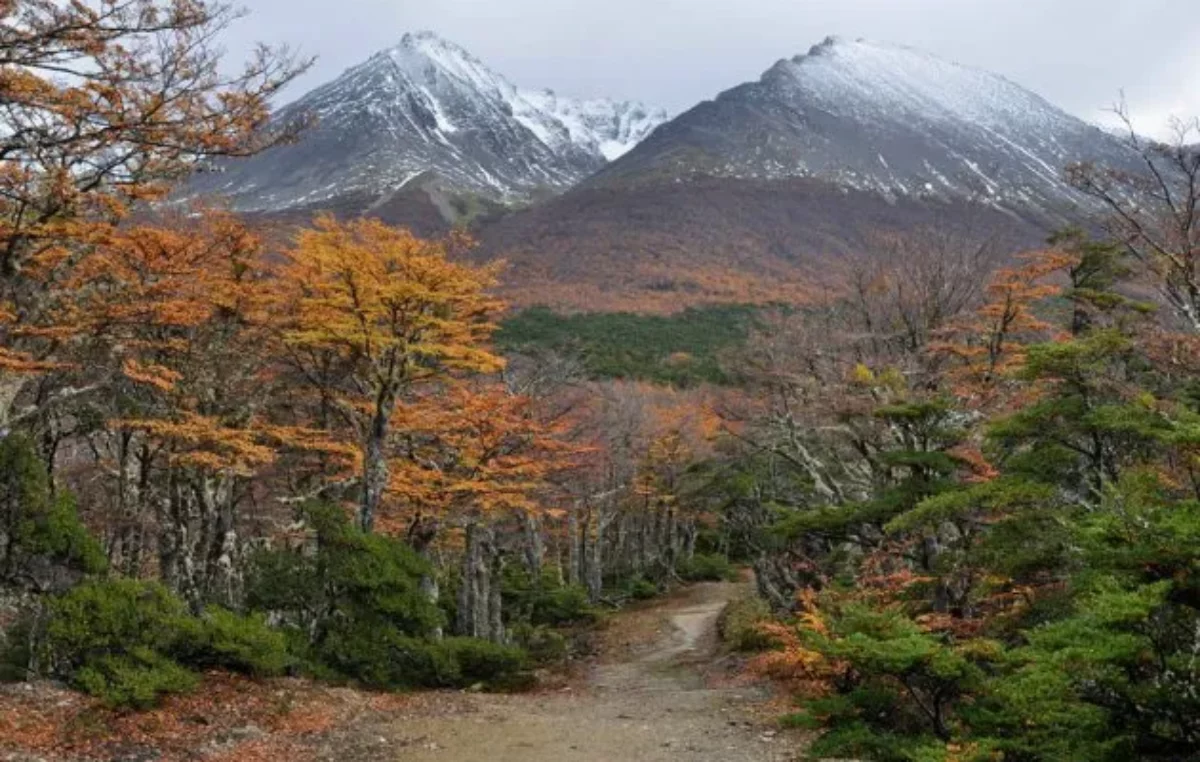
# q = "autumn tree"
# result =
<box><xmin>0</xmin><ymin>0</ymin><xmax>308</xmax><ymax>427</ymax></box>
<box><xmin>274</xmin><ymin>216</ymin><xmax>503</xmax><ymax>533</ymax></box>
<box><xmin>930</xmin><ymin>248</ymin><xmax>1072</xmax><ymax>402</ymax></box>
<box><xmin>54</xmin><ymin>211</ymin><xmax>323</xmax><ymax>607</ymax></box>
<box><xmin>388</xmin><ymin>383</ymin><xmax>573</xmax><ymax>641</ymax></box>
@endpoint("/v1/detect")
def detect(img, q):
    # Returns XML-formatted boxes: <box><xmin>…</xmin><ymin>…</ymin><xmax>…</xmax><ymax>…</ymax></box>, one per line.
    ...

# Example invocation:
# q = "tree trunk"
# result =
<box><xmin>407</xmin><ymin>514</ymin><xmax>443</xmax><ymax>636</ymax></box>
<box><xmin>199</xmin><ymin>474</ymin><xmax>242</xmax><ymax>610</ymax></box>
<box><xmin>522</xmin><ymin>511</ymin><xmax>543</xmax><ymax>583</ymax></box>
<box><xmin>159</xmin><ymin>474</ymin><xmax>202</xmax><ymax>611</ymax></box>
<box><xmin>421</xmin><ymin>574</ymin><xmax>442</xmax><ymax>639</ymax></box>
<box><xmin>615</xmin><ymin>514</ymin><xmax>630</xmax><ymax>577</ymax></box>
<box><xmin>666</xmin><ymin>506</ymin><xmax>679</xmax><ymax>570</ymax></box>
<box><xmin>754</xmin><ymin>554</ymin><xmax>792</xmax><ymax>613</ymax></box>
<box><xmin>488</xmin><ymin>551</ymin><xmax>505</xmax><ymax>644</ymax></box>
<box><xmin>586</xmin><ymin>515</ymin><xmax>603</xmax><ymax>602</ymax></box>
<box><xmin>567</xmin><ymin>509</ymin><xmax>582</xmax><ymax>587</ymax></box>
<box><xmin>0</xmin><ymin>372</ymin><xmax>26</xmax><ymax>433</ymax></box>
<box><xmin>360</xmin><ymin>391</ymin><xmax>396</xmax><ymax>534</ymax></box>
<box><xmin>638</xmin><ymin>513</ymin><xmax>650</xmax><ymax>573</ymax></box>
<box><xmin>457</xmin><ymin>522</ymin><xmax>497</xmax><ymax>641</ymax></box>
<box><xmin>586</xmin><ymin>506</ymin><xmax>613</xmax><ymax>602</ymax></box>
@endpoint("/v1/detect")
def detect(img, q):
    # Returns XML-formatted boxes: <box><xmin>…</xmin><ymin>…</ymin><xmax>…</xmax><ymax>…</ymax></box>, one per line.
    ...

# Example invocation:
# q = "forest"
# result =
<box><xmin>1</xmin><ymin>3</ymin><xmax>1199</xmax><ymax>762</ymax></box>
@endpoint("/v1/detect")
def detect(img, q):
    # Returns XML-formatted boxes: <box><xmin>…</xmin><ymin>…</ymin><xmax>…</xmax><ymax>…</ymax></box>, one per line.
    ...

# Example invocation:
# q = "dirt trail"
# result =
<box><xmin>388</xmin><ymin>581</ymin><xmax>800</xmax><ymax>762</ymax></box>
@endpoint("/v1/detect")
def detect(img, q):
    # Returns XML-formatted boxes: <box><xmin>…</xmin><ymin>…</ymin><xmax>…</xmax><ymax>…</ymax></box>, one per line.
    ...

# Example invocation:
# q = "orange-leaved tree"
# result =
<box><xmin>274</xmin><ymin>215</ymin><xmax>503</xmax><ymax>532</ymax></box>
<box><xmin>930</xmin><ymin>249</ymin><xmax>1073</xmax><ymax>404</ymax></box>
<box><xmin>0</xmin><ymin>0</ymin><xmax>308</xmax><ymax>427</ymax></box>
<box><xmin>62</xmin><ymin>211</ymin><xmax>349</xmax><ymax>606</ymax></box>
<box><xmin>385</xmin><ymin>381</ymin><xmax>577</xmax><ymax>640</ymax></box>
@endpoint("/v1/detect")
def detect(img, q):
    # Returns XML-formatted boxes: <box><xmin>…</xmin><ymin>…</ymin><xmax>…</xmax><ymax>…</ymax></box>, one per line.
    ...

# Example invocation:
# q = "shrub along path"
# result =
<box><xmin>388</xmin><ymin>580</ymin><xmax>802</xmax><ymax>762</ymax></box>
<box><xmin>0</xmin><ymin>581</ymin><xmax>801</xmax><ymax>761</ymax></box>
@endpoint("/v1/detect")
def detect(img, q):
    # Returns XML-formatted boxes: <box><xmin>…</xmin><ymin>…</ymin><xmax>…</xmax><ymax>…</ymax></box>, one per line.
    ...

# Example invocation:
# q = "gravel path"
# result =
<box><xmin>388</xmin><ymin>581</ymin><xmax>802</xmax><ymax>761</ymax></box>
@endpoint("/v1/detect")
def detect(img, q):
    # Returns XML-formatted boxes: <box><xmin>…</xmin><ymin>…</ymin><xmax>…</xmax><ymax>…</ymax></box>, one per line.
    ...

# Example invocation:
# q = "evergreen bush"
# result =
<box><xmin>678</xmin><ymin>553</ymin><xmax>737</xmax><ymax>582</ymax></box>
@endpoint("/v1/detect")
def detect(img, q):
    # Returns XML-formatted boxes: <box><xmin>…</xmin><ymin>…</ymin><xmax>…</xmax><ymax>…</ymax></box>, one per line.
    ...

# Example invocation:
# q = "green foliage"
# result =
<box><xmin>529</xmin><ymin>584</ymin><xmax>598</xmax><ymax>626</ymax></box>
<box><xmin>0</xmin><ymin>434</ymin><xmax>105</xmax><ymax>584</ymax></box>
<box><xmin>499</xmin><ymin>564</ymin><xmax>600</xmax><ymax>627</ymax></box>
<box><xmin>787</xmin><ymin>330</ymin><xmax>1200</xmax><ymax>759</ymax></box>
<box><xmin>509</xmin><ymin>622</ymin><xmax>569</xmax><ymax>665</ymax></box>
<box><xmin>718</xmin><ymin>595</ymin><xmax>774</xmax><ymax>652</ymax></box>
<box><xmin>245</xmin><ymin>503</ymin><xmax>533</xmax><ymax>691</ymax></box>
<box><xmin>30</xmin><ymin>578</ymin><xmax>292</xmax><ymax>708</ymax></box>
<box><xmin>794</xmin><ymin>602</ymin><xmax>989</xmax><ymax>762</ymax></box>
<box><xmin>247</xmin><ymin>502</ymin><xmax>442</xmax><ymax>641</ymax></box>
<box><xmin>678</xmin><ymin>552</ymin><xmax>737</xmax><ymax>582</ymax></box>
<box><xmin>41</xmin><ymin>579</ymin><xmax>194</xmax><ymax>672</ymax></box>
<box><xmin>442</xmin><ymin>637</ymin><xmax>528</xmax><ymax>684</ymax></box>
<box><xmin>316</xmin><ymin>622</ymin><xmax>527</xmax><ymax>690</ymax></box>
<box><xmin>887</xmin><ymin>477</ymin><xmax>1057</xmax><ymax>534</ymax></box>
<box><xmin>316</xmin><ymin>623</ymin><xmax>459</xmax><ymax>689</ymax></box>
<box><xmin>496</xmin><ymin>304</ymin><xmax>761</xmax><ymax>385</ymax></box>
<box><xmin>176</xmin><ymin>608</ymin><xmax>292</xmax><ymax>677</ymax></box>
<box><xmin>74</xmin><ymin>648</ymin><xmax>199</xmax><ymax>710</ymax></box>
<box><xmin>623</xmin><ymin>575</ymin><xmax>660</xmax><ymax>601</ymax></box>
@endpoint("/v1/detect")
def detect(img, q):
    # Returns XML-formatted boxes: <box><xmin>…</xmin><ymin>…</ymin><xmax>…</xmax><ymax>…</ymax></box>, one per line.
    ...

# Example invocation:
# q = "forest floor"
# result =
<box><xmin>1</xmin><ymin>579</ymin><xmax>805</xmax><ymax>761</ymax></box>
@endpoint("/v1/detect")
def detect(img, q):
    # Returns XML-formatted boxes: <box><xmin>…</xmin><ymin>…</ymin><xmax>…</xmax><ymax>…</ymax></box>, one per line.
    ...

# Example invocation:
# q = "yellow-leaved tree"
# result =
<box><xmin>274</xmin><ymin>215</ymin><xmax>503</xmax><ymax>532</ymax></box>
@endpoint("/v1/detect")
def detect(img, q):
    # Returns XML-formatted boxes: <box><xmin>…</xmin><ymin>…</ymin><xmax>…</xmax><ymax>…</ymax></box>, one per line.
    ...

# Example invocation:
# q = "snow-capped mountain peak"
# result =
<box><xmin>185</xmin><ymin>32</ymin><xmax>669</xmax><ymax>213</ymax></box>
<box><xmin>595</xmin><ymin>35</ymin><xmax>1138</xmax><ymax>222</ymax></box>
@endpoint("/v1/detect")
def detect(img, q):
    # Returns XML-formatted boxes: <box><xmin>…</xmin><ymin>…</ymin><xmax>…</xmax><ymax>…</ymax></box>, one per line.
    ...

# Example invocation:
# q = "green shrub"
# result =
<box><xmin>35</xmin><ymin>579</ymin><xmax>203</xmax><ymax>708</ymax></box>
<box><xmin>718</xmin><ymin>595</ymin><xmax>774</xmax><ymax>652</ymax></box>
<box><xmin>74</xmin><ymin>648</ymin><xmax>198</xmax><ymax>710</ymax></box>
<box><xmin>247</xmin><ymin>503</ymin><xmax>442</xmax><ymax>640</ymax></box>
<box><xmin>34</xmin><ymin>579</ymin><xmax>293</xmax><ymax>708</ymax></box>
<box><xmin>42</xmin><ymin>579</ymin><xmax>193</xmax><ymax>668</ymax></box>
<box><xmin>318</xmin><ymin>622</ymin><xmax>460</xmax><ymax>689</ymax></box>
<box><xmin>624</xmin><ymin>575</ymin><xmax>660</xmax><ymax>601</ymax></box>
<box><xmin>0</xmin><ymin>434</ymin><xmax>105</xmax><ymax>585</ymax></box>
<box><xmin>529</xmin><ymin>584</ymin><xmax>597</xmax><ymax>626</ymax></box>
<box><xmin>510</xmin><ymin>623</ymin><xmax>569</xmax><ymax>665</ymax></box>
<box><xmin>440</xmin><ymin>637</ymin><xmax>527</xmax><ymax>683</ymax></box>
<box><xmin>678</xmin><ymin>553</ymin><xmax>737</xmax><ymax>582</ymax></box>
<box><xmin>316</xmin><ymin>622</ymin><xmax>526</xmax><ymax>690</ymax></box>
<box><xmin>496</xmin><ymin>305</ymin><xmax>762</xmax><ymax>386</ymax></box>
<box><xmin>178</xmin><ymin>608</ymin><xmax>292</xmax><ymax>677</ymax></box>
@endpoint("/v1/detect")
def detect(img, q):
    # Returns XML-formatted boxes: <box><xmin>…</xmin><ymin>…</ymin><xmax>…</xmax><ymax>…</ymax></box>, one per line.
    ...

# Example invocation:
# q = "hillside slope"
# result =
<box><xmin>474</xmin><ymin>37</ymin><xmax>1137</xmax><ymax>310</ymax></box>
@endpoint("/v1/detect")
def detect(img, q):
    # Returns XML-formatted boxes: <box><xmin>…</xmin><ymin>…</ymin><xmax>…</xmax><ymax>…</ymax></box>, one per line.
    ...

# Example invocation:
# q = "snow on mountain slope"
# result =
<box><xmin>186</xmin><ymin>32</ymin><xmax>668</xmax><ymax>212</ymax></box>
<box><xmin>521</xmin><ymin>90</ymin><xmax>669</xmax><ymax>160</ymax></box>
<box><xmin>593</xmin><ymin>36</ymin><xmax>1138</xmax><ymax>221</ymax></box>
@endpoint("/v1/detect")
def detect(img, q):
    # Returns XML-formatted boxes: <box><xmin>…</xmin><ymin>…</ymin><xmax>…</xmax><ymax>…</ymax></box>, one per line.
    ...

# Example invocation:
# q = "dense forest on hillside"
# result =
<box><xmin>1</xmin><ymin>4</ymin><xmax>1199</xmax><ymax>762</ymax></box>
<box><xmin>496</xmin><ymin>305</ymin><xmax>761</xmax><ymax>385</ymax></box>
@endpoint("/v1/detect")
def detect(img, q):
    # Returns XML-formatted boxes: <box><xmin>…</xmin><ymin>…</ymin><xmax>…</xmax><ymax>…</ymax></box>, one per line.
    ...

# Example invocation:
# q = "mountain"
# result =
<box><xmin>588</xmin><ymin>36</ymin><xmax>1135</xmax><ymax>221</ymax></box>
<box><xmin>194</xmin><ymin>34</ymin><xmax>1142</xmax><ymax>313</ymax></box>
<box><xmin>185</xmin><ymin>32</ymin><xmax>668</xmax><ymax>214</ymax></box>
<box><xmin>473</xmin><ymin>37</ymin><xmax>1141</xmax><ymax>310</ymax></box>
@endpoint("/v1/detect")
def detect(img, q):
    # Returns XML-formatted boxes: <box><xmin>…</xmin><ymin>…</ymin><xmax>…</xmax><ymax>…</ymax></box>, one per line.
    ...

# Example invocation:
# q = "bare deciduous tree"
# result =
<box><xmin>1068</xmin><ymin>105</ymin><xmax>1200</xmax><ymax>332</ymax></box>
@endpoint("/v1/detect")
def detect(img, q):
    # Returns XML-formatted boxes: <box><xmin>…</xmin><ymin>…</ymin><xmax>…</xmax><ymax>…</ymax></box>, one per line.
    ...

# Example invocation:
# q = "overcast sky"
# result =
<box><xmin>224</xmin><ymin>0</ymin><xmax>1200</xmax><ymax>137</ymax></box>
